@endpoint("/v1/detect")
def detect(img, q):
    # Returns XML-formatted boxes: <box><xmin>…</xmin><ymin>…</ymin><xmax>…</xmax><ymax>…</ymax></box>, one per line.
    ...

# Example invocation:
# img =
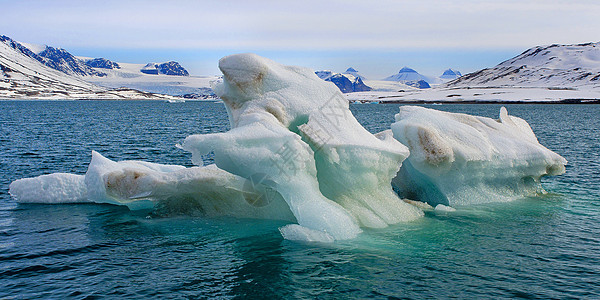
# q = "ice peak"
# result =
<box><xmin>399</xmin><ymin>67</ymin><xmax>417</xmax><ymax>73</ymax></box>
<box><xmin>442</xmin><ymin>69</ymin><xmax>461</xmax><ymax>76</ymax></box>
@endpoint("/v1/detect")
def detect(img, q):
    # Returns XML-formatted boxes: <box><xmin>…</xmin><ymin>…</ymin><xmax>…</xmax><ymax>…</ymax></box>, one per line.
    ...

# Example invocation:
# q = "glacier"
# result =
<box><xmin>8</xmin><ymin>53</ymin><xmax>567</xmax><ymax>242</ymax></box>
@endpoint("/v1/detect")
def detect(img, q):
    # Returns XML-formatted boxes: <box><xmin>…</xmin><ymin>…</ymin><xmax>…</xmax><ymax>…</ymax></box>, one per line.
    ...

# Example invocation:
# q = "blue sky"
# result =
<box><xmin>2</xmin><ymin>0</ymin><xmax>599</xmax><ymax>78</ymax></box>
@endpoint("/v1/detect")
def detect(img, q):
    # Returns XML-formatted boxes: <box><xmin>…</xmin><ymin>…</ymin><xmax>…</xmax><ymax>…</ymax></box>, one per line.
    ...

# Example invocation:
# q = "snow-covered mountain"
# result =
<box><xmin>84</xmin><ymin>61</ymin><xmax>218</xmax><ymax>96</ymax></box>
<box><xmin>1</xmin><ymin>35</ymin><xmax>209</xmax><ymax>97</ymax></box>
<box><xmin>314</xmin><ymin>70</ymin><xmax>372</xmax><ymax>93</ymax></box>
<box><xmin>0</xmin><ymin>36</ymin><xmax>106</xmax><ymax>77</ymax></box>
<box><xmin>38</xmin><ymin>46</ymin><xmax>108</xmax><ymax>77</ymax></box>
<box><xmin>439</xmin><ymin>69</ymin><xmax>462</xmax><ymax>82</ymax></box>
<box><xmin>343</xmin><ymin>67</ymin><xmax>366</xmax><ymax>80</ymax></box>
<box><xmin>404</xmin><ymin>80</ymin><xmax>431</xmax><ymax>89</ymax></box>
<box><xmin>384</xmin><ymin>67</ymin><xmax>429</xmax><ymax>82</ymax></box>
<box><xmin>0</xmin><ymin>36</ymin><xmax>177</xmax><ymax>100</ymax></box>
<box><xmin>85</xmin><ymin>58</ymin><xmax>121</xmax><ymax>69</ymax></box>
<box><xmin>315</xmin><ymin>70</ymin><xmax>334</xmax><ymax>80</ymax></box>
<box><xmin>79</xmin><ymin>57</ymin><xmax>215</xmax><ymax>96</ymax></box>
<box><xmin>11</xmin><ymin>37</ymin><xmax>191</xmax><ymax>79</ymax></box>
<box><xmin>140</xmin><ymin>62</ymin><xmax>189</xmax><ymax>76</ymax></box>
<box><xmin>448</xmin><ymin>42</ymin><xmax>600</xmax><ymax>88</ymax></box>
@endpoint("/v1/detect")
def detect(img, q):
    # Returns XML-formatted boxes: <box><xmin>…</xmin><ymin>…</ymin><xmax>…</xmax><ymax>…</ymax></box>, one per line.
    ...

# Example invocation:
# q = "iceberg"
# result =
<box><xmin>8</xmin><ymin>53</ymin><xmax>568</xmax><ymax>242</ymax></box>
<box><xmin>390</xmin><ymin>106</ymin><xmax>567</xmax><ymax>206</ymax></box>
<box><xmin>8</xmin><ymin>173</ymin><xmax>89</xmax><ymax>204</ymax></box>
<box><xmin>181</xmin><ymin>53</ymin><xmax>422</xmax><ymax>240</ymax></box>
<box><xmin>10</xmin><ymin>151</ymin><xmax>295</xmax><ymax>220</ymax></box>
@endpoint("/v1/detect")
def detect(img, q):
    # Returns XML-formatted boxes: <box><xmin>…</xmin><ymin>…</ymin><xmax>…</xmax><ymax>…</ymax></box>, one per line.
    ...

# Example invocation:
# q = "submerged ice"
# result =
<box><xmin>8</xmin><ymin>53</ymin><xmax>567</xmax><ymax>242</ymax></box>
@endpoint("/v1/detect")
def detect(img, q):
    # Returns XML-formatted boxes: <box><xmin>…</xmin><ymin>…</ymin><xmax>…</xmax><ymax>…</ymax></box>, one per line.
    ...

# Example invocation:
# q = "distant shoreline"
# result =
<box><xmin>1</xmin><ymin>98</ymin><xmax>599</xmax><ymax>104</ymax></box>
<box><xmin>371</xmin><ymin>99</ymin><xmax>600</xmax><ymax>104</ymax></box>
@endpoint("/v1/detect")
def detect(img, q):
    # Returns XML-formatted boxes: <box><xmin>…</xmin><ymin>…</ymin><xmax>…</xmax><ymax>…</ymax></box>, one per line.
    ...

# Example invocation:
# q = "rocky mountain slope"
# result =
<box><xmin>3</xmin><ymin>34</ymin><xmax>214</xmax><ymax>97</ymax></box>
<box><xmin>315</xmin><ymin>70</ymin><xmax>372</xmax><ymax>93</ymax></box>
<box><xmin>140</xmin><ymin>62</ymin><xmax>189</xmax><ymax>76</ymax></box>
<box><xmin>448</xmin><ymin>42</ymin><xmax>600</xmax><ymax>88</ymax></box>
<box><xmin>0</xmin><ymin>36</ymin><xmax>177</xmax><ymax>100</ymax></box>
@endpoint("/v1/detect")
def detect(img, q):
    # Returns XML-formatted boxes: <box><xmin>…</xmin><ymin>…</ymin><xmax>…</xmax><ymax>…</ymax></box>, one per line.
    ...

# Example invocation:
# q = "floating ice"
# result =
<box><xmin>181</xmin><ymin>53</ymin><xmax>422</xmax><ymax>240</ymax></box>
<box><xmin>390</xmin><ymin>106</ymin><xmax>567</xmax><ymax>206</ymax></box>
<box><xmin>434</xmin><ymin>204</ymin><xmax>457</xmax><ymax>212</ymax></box>
<box><xmin>9</xmin><ymin>173</ymin><xmax>89</xmax><ymax>204</ymax></box>
<box><xmin>10</xmin><ymin>151</ymin><xmax>295</xmax><ymax>220</ymax></box>
<box><xmin>279</xmin><ymin>224</ymin><xmax>335</xmax><ymax>243</ymax></box>
<box><xmin>8</xmin><ymin>54</ymin><xmax>569</xmax><ymax>243</ymax></box>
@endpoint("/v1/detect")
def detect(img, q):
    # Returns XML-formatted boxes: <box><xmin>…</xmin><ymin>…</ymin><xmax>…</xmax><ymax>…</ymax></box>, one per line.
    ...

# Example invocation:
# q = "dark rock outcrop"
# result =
<box><xmin>37</xmin><ymin>47</ymin><xmax>107</xmax><ymax>77</ymax></box>
<box><xmin>85</xmin><ymin>58</ymin><xmax>120</xmax><ymax>69</ymax></box>
<box><xmin>405</xmin><ymin>80</ymin><xmax>431</xmax><ymax>89</ymax></box>
<box><xmin>325</xmin><ymin>73</ymin><xmax>372</xmax><ymax>93</ymax></box>
<box><xmin>141</xmin><ymin>61</ymin><xmax>189</xmax><ymax>76</ymax></box>
<box><xmin>1</xmin><ymin>35</ymin><xmax>106</xmax><ymax>77</ymax></box>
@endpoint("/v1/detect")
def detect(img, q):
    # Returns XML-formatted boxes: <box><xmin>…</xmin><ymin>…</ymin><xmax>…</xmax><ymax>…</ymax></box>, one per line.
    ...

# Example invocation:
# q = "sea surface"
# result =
<box><xmin>1</xmin><ymin>101</ymin><xmax>599</xmax><ymax>299</ymax></box>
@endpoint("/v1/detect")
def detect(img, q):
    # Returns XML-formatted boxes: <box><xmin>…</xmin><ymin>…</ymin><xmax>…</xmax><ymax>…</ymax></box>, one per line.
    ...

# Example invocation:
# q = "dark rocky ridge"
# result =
<box><xmin>85</xmin><ymin>58</ymin><xmax>120</xmax><ymax>69</ymax></box>
<box><xmin>1</xmin><ymin>36</ymin><xmax>107</xmax><ymax>77</ymax></box>
<box><xmin>38</xmin><ymin>47</ymin><xmax>107</xmax><ymax>77</ymax></box>
<box><xmin>325</xmin><ymin>73</ymin><xmax>372</xmax><ymax>93</ymax></box>
<box><xmin>141</xmin><ymin>61</ymin><xmax>189</xmax><ymax>76</ymax></box>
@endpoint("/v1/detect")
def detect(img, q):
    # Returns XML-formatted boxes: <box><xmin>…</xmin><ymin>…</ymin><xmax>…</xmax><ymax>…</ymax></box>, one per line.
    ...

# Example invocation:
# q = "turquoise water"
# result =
<box><xmin>1</xmin><ymin>101</ymin><xmax>599</xmax><ymax>299</ymax></box>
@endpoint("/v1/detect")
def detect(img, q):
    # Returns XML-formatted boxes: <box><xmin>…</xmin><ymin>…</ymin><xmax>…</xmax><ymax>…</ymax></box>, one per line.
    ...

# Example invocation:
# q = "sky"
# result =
<box><xmin>2</xmin><ymin>0</ymin><xmax>599</xmax><ymax>79</ymax></box>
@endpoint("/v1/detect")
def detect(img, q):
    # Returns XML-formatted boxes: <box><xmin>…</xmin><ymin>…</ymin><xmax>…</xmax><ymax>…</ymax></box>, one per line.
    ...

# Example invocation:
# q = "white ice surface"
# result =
<box><xmin>390</xmin><ymin>106</ymin><xmax>567</xmax><ymax>206</ymax></box>
<box><xmin>9</xmin><ymin>173</ymin><xmax>89</xmax><ymax>204</ymax></box>
<box><xmin>434</xmin><ymin>204</ymin><xmax>456</xmax><ymax>212</ymax></box>
<box><xmin>84</xmin><ymin>151</ymin><xmax>295</xmax><ymax>218</ymax></box>
<box><xmin>10</xmin><ymin>151</ymin><xmax>295</xmax><ymax>220</ymax></box>
<box><xmin>182</xmin><ymin>53</ymin><xmax>423</xmax><ymax>240</ymax></box>
<box><xmin>279</xmin><ymin>224</ymin><xmax>335</xmax><ymax>243</ymax></box>
<box><xmin>84</xmin><ymin>60</ymin><xmax>221</xmax><ymax>96</ymax></box>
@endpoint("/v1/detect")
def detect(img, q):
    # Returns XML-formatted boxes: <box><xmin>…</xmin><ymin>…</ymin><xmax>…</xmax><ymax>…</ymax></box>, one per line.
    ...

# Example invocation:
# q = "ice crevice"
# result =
<box><xmin>8</xmin><ymin>53</ymin><xmax>567</xmax><ymax>242</ymax></box>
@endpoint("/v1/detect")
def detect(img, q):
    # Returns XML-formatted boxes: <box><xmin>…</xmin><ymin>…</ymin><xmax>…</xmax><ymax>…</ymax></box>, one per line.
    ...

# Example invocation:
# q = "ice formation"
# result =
<box><xmin>390</xmin><ymin>106</ymin><xmax>567</xmax><ymax>206</ymax></box>
<box><xmin>8</xmin><ymin>173</ymin><xmax>89</xmax><ymax>204</ymax></box>
<box><xmin>10</xmin><ymin>151</ymin><xmax>295</xmax><ymax>220</ymax></box>
<box><xmin>8</xmin><ymin>53</ymin><xmax>569</xmax><ymax>242</ymax></box>
<box><xmin>181</xmin><ymin>53</ymin><xmax>422</xmax><ymax>240</ymax></box>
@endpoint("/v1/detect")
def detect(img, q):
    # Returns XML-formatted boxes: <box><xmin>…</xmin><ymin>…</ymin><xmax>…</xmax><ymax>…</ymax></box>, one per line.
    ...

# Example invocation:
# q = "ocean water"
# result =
<box><xmin>1</xmin><ymin>101</ymin><xmax>599</xmax><ymax>299</ymax></box>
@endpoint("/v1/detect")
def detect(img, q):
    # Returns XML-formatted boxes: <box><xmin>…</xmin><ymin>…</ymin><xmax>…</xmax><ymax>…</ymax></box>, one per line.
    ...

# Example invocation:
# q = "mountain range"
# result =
<box><xmin>315</xmin><ymin>69</ymin><xmax>372</xmax><ymax>93</ymax></box>
<box><xmin>448</xmin><ymin>42</ymin><xmax>600</xmax><ymax>88</ymax></box>
<box><xmin>381</xmin><ymin>67</ymin><xmax>463</xmax><ymax>88</ymax></box>
<box><xmin>439</xmin><ymin>69</ymin><xmax>462</xmax><ymax>82</ymax></box>
<box><xmin>0</xmin><ymin>35</ymin><xmax>178</xmax><ymax>100</ymax></box>
<box><xmin>2</xmin><ymin>34</ymin><xmax>598</xmax><ymax>100</ymax></box>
